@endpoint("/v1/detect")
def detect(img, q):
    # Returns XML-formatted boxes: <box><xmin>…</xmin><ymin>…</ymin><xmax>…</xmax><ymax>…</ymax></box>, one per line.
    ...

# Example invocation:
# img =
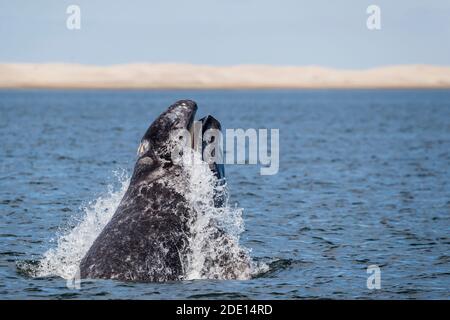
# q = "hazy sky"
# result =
<box><xmin>1</xmin><ymin>0</ymin><xmax>449</xmax><ymax>68</ymax></box>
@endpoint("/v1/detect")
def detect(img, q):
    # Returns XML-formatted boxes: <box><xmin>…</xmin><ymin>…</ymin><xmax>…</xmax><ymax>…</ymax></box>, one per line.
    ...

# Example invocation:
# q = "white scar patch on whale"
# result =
<box><xmin>137</xmin><ymin>140</ymin><xmax>150</xmax><ymax>157</ymax></box>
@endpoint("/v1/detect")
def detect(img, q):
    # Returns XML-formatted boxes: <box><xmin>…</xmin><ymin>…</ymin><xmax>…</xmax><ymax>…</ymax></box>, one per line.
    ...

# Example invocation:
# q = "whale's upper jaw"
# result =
<box><xmin>137</xmin><ymin>100</ymin><xmax>198</xmax><ymax>159</ymax></box>
<box><xmin>145</xmin><ymin>99</ymin><xmax>197</xmax><ymax>141</ymax></box>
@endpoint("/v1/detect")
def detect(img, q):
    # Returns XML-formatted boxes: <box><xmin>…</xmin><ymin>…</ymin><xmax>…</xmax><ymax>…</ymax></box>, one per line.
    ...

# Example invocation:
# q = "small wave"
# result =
<box><xmin>16</xmin><ymin>259</ymin><xmax>41</xmax><ymax>278</ymax></box>
<box><xmin>251</xmin><ymin>258</ymin><xmax>312</xmax><ymax>278</ymax></box>
<box><xmin>188</xmin><ymin>292</ymin><xmax>250</xmax><ymax>299</ymax></box>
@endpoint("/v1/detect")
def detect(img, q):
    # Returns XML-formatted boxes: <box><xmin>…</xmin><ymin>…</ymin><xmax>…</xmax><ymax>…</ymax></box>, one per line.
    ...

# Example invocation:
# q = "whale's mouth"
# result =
<box><xmin>187</xmin><ymin>114</ymin><xmax>224</xmax><ymax>181</ymax></box>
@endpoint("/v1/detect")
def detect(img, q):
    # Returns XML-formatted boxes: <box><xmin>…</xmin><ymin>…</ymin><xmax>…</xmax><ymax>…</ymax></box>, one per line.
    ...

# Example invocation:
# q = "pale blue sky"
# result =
<box><xmin>1</xmin><ymin>0</ymin><xmax>449</xmax><ymax>68</ymax></box>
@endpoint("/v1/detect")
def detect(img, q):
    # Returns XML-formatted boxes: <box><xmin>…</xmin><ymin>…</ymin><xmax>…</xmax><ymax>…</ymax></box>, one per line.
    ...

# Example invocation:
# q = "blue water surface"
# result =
<box><xmin>0</xmin><ymin>89</ymin><xmax>449</xmax><ymax>299</ymax></box>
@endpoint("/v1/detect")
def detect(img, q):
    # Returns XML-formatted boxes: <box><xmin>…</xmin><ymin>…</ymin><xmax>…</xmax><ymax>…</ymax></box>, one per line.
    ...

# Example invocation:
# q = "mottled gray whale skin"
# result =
<box><xmin>79</xmin><ymin>100</ymin><xmax>223</xmax><ymax>282</ymax></box>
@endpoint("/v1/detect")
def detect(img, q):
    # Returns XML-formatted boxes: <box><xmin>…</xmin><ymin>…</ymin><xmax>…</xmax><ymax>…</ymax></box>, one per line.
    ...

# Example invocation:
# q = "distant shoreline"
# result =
<box><xmin>1</xmin><ymin>63</ymin><xmax>450</xmax><ymax>89</ymax></box>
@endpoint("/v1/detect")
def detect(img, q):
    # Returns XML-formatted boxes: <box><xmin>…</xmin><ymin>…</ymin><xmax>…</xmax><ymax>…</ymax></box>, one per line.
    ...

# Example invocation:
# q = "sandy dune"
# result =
<box><xmin>1</xmin><ymin>63</ymin><xmax>450</xmax><ymax>89</ymax></box>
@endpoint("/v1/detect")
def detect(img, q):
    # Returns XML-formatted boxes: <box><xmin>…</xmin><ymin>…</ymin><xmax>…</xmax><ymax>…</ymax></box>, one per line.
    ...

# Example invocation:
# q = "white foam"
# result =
<box><xmin>36</xmin><ymin>170</ymin><xmax>130</xmax><ymax>280</ymax></box>
<box><xmin>180</xmin><ymin>149</ymin><xmax>257</xmax><ymax>280</ymax></box>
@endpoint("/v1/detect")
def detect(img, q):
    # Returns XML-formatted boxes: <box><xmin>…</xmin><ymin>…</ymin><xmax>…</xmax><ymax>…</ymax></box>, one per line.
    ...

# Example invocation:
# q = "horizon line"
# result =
<box><xmin>1</xmin><ymin>63</ymin><xmax>450</xmax><ymax>89</ymax></box>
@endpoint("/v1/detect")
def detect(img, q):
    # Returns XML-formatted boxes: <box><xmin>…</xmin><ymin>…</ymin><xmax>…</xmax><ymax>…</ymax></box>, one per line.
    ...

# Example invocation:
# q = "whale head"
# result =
<box><xmin>133</xmin><ymin>100</ymin><xmax>224</xmax><ymax>184</ymax></box>
<box><xmin>79</xmin><ymin>100</ymin><xmax>248</xmax><ymax>282</ymax></box>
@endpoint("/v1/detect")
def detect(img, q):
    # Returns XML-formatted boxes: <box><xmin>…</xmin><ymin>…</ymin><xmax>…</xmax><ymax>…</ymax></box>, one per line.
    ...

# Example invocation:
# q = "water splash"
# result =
<box><xmin>24</xmin><ymin>154</ymin><xmax>263</xmax><ymax>281</ymax></box>
<box><xmin>180</xmin><ymin>149</ymin><xmax>261</xmax><ymax>280</ymax></box>
<box><xmin>35</xmin><ymin>170</ymin><xmax>130</xmax><ymax>280</ymax></box>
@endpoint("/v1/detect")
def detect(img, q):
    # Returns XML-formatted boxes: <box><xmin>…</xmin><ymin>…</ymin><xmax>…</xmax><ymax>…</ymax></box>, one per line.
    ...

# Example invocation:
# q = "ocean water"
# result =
<box><xmin>0</xmin><ymin>89</ymin><xmax>449</xmax><ymax>299</ymax></box>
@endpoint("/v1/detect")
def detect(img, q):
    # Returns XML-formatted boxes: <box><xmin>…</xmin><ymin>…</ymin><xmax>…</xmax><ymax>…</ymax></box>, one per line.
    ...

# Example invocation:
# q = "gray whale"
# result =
<box><xmin>79</xmin><ymin>100</ymin><xmax>249</xmax><ymax>282</ymax></box>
